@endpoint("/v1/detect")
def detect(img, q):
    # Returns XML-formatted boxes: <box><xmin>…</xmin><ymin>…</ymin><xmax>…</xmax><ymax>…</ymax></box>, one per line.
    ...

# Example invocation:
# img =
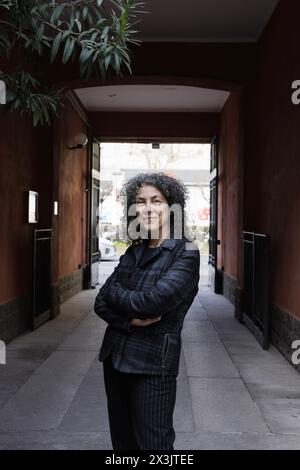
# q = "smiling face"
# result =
<box><xmin>135</xmin><ymin>185</ymin><xmax>170</xmax><ymax>239</ymax></box>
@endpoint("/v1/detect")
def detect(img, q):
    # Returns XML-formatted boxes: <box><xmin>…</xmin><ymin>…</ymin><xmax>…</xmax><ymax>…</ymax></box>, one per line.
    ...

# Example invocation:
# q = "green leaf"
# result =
<box><xmin>62</xmin><ymin>38</ymin><xmax>74</xmax><ymax>64</ymax></box>
<box><xmin>121</xmin><ymin>9</ymin><xmax>128</xmax><ymax>32</ymax></box>
<box><xmin>75</xmin><ymin>19</ymin><xmax>81</xmax><ymax>33</ymax></box>
<box><xmin>92</xmin><ymin>50</ymin><xmax>99</xmax><ymax>63</ymax></box>
<box><xmin>90</xmin><ymin>31</ymin><xmax>98</xmax><ymax>42</ymax></box>
<box><xmin>50</xmin><ymin>32</ymin><xmax>62</xmax><ymax>63</ymax></box>
<box><xmin>68</xmin><ymin>10</ymin><xmax>75</xmax><ymax>30</ymax></box>
<box><xmin>101</xmin><ymin>25</ymin><xmax>109</xmax><ymax>39</ymax></box>
<box><xmin>36</xmin><ymin>23</ymin><xmax>44</xmax><ymax>41</ymax></box>
<box><xmin>79</xmin><ymin>47</ymin><xmax>94</xmax><ymax>63</ymax></box>
<box><xmin>82</xmin><ymin>6</ymin><xmax>88</xmax><ymax>20</ymax></box>
<box><xmin>1</xmin><ymin>0</ymin><xmax>144</xmax><ymax>125</ymax></box>
<box><xmin>87</xmin><ymin>11</ymin><xmax>93</xmax><ymax>24</ymax></box>
<box><xmin>50</xmin><ymin>3</ymin><xmax>66</xmax><ymax>24</ymax></box>
<box><xmin>0</xmin><ymin>0</ymin><xmax>12</xmax><ymax>10</ymax></box>
<box><xmin>104</xmin><ymin>53</ymin><xmax>111</xmax><ymax>70</ymax></box>
<box><xmin>62</xmin><ymin>30</ymin><xmax>71</xmax><ymax>41</ymax></box>
<box><xmin>113</xmin><ymin>52</ymin><xmax>120</xmax><ymax>73</ymax></box>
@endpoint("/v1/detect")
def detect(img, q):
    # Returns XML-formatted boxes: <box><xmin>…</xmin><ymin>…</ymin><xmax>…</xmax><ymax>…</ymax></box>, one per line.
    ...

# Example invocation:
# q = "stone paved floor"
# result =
<box><xmin>1</xmin><ymin>260</ymin><xmax>300</xmax><ymax>450</ymax></box>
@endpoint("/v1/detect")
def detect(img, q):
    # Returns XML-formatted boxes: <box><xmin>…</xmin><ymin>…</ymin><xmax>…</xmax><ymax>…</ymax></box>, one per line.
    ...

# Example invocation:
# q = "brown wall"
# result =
<box><xmin>90</xmin><ymin>112</ymin><xmax>219</xmax><ymax>141</ymax></box>
<box><xmin>244</xmin><ymin>0</ymin><xmax>300</xmax><ymax>317</ymax></box>
<box><xmin>46</xmin><ymin>43</ymin><xmax>257</xmax><ymax>91</ymax></box>
<box><xmin>0</xmin><ymin>109</ymin><xmax>52</xmax><ymax>304</ymax></box>
<box><xmin>131</xmin><ymin>43</ymin><xmax>256</xmax><ymax>86</ymax></box>
<box><xmin>217</xmin><ymin>92</ymin><xmax>243</xmax><ymax>281</ymax></box>
<box><xmin>0</xmin><ymin>97</ymin><xmax>89</xmax><ymax>297</ymax></box>
<box><xmin>52</xmin><ymin>98</ymin><xmax>89</xmax><ymax>284</ymax></box>
<box><xmin>0</xmin><ymin>95</ymin><xmax>88</xmax><ymax>341</ymax></box>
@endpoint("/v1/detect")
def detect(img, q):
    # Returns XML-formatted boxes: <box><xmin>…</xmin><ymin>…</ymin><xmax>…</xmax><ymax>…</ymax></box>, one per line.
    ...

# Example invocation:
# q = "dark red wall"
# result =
<box><xmin>90</xmin><ymin>112</ymin><xmax>219</xmax><ymax>141</ymax></box>
<box><xmin>45</xmin><ymin>43</ymin><xmax>257</xmax><ymax>91</ymax></box>
<box><xmin>244</xmin><ymin>0</ymin><xmax>300</xmax><ymax>317</ymax></box>
<box><xmin>131</xmin><ymin>43</ymin><xmax>256</xmax><ymax>86</ymax></box>
<box><xmin>217</xmin><ymin>92</ymin><xmax>243</xmax><ymax>281</ymax></box>
<box><xmin>0</xmin><ymin>97</ymin><xmax>88</xmax><ymax>305</ymax></box>
<box><xmin>52</xmin><ymin>98</ymin><xmax>89</xmax><ymax>285</ymax></box>
<box><xmin>0</xmin><ymin>109</ymin><xmax>52</xmax><ymax>303</ymax></box>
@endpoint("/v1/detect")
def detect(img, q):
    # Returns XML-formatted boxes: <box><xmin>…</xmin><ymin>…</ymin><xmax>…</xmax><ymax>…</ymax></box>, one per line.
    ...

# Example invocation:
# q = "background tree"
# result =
<box><xmin>0</xmin><ymin>0</ymin><xmax>144</xmax><ymax>125</ymax></box>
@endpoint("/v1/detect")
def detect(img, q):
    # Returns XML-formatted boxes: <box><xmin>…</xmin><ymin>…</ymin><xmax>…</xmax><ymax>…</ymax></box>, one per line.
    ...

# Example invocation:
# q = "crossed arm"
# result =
<box><xmin>101</xmin><ymin>246</ymin><xmax>200</xmax><ymax>320</ymax></box>
<box><xmin>94</xmin><ymin>290</ymin><xmax>134</xmax><ymax>332</ymax></box>
<box><xmin>94</xmin><ymin>265</ymin><xmax>161</xmax><ymax>332</ymax></box>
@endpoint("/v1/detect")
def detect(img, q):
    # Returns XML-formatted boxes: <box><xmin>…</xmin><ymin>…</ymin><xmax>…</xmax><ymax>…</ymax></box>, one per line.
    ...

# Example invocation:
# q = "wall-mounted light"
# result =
<box><xmin>28</xmin><ymin>190</ymin><xmax>38</xmax><ymax>223</ymax></box>
<box><xmin>68</xmin><ymin>133</ymin><xmax>88</xmax><ymax>150</ymax></box>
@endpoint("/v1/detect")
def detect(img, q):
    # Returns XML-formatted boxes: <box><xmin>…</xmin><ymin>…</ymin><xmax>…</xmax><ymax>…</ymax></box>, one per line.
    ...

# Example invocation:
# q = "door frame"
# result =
<box><xmin>86</xmin><ymin>137</ymin><xmax>101</xmax><ymax>289</ymax></box>
<box><xmin>208</xmin><ymin>136</ymin><xmax>223</xmax><ymax>293</ymax></box>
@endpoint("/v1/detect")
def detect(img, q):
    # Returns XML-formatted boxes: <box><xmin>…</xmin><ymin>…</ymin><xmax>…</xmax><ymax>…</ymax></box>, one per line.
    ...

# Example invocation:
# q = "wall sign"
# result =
<box><xmin>28</xmin><ymin>191</ymin><xmax>38</xmax><ymax>223</ymax></box>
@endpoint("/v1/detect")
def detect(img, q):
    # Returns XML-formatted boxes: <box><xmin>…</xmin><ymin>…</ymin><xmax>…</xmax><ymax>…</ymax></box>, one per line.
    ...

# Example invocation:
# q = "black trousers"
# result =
<box><xmin>103</xmin><ymin>356</ymin><xmax>177</xmax><ymax>450</ymax></box>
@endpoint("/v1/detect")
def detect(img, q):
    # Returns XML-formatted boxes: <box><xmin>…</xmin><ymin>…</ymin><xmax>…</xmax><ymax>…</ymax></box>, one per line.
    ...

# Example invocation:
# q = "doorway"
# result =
<box><xmin>94</xmin><ymin>142</ymin><xmax>211</xmax><ymax>286</ymax></box>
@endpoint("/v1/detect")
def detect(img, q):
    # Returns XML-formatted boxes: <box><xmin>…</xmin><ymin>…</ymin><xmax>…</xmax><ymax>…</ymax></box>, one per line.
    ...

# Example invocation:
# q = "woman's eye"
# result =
<box><xmin>135</xmin><ymin>200</ymin><xmax>161</xmax><ymax>205</ymax></box>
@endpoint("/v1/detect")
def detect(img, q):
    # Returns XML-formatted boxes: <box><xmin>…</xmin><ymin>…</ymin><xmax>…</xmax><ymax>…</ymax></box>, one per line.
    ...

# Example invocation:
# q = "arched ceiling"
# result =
<box><xmin>74</xmin><ymin>0</ymin><xmax>279</xmax><ymax>113</ymax></box>
<box><xmin>75</xmin><ymin>85</ymin><xmax>230</xmax><ymax>113</ymax></box>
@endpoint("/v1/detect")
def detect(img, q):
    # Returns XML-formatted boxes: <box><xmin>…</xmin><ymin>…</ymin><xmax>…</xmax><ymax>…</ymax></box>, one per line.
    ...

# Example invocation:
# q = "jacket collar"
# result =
<box><xmin>159</xmin><ymin>238</ymin><xmax>178</xmax><ymax>250</ymax></box>
<box><xmin>133</xmin><ymin>237</ymin><xmax>178</xmax><ymax>268</ymax></box>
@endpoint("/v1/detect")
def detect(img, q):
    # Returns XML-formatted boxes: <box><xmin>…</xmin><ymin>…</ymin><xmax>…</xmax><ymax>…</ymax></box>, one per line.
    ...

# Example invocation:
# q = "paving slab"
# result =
<box><xmin>185</xmin><ymin>306</ymin><xmax>209</xmax><ymax>321</ymax></box>
<box><xmin>0</xmin><ymin>373</ymin><xmax>84</xmax><ymax>431</ymax></box>
<box><xmin>189</xmin><ymin>377</ymin><xmax>269</xmax><ymax>434</ymax></box>
<box><xmin>57</xmin><ymin>316</ymin><xmax>104</xmax><ymax>351</ymax></box>
<box><xmin>247</xmin><ymin>382</ymin><xmax>300</xmax><ymax>399</ymax></box>
<box><xmin>173</xmin><ymin>354</ymin><xmax>195</xmax><ymax>433</ymax></box>
<box><xmin>58</xmin><ymin>367</ymin><xmax>110</xmax><ymax>433</ymax></box>
<box><xmin>183</xmin><ymin>341</ymin><xmax>240</xmax><ymax>378</ymax></box>
<box><xmin>181</xmin><ymin>320</ymin><xmax>220</xmax><ymax>343</ymax></box>
<box><xmin>235</xmin><ymin>361</ymin><xmax>300</xmax><ymax>389</ymax></box>
<box><xmin>0</xmin><ymin>431</ymin><xmax>112</xmax><ymax>450</ymax></box>
<box><xmin>34</xmin><ymin>350</ymin><xmax>97</xmax><ymax>376</ymax></box>
<box><xmin>222</xmin><ymin>340</ymin><xmax>288</xmax><ymax>364</ymax></box>
<box><xmin>175</xmin><ymin>431</ymin><xmax>300</xmax><ymax>450</ymax></box>
<box><xmin>256</xmin><ymin>398</ymin><xmax>300</xmax><ymax>434</ymax></box>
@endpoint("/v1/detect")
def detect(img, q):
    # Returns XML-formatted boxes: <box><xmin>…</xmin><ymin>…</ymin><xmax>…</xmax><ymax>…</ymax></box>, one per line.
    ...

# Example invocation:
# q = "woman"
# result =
<box><xmin>94</xmin><ymin>172</ymin><xmax>200</xmax><ymax>450</ymax></box>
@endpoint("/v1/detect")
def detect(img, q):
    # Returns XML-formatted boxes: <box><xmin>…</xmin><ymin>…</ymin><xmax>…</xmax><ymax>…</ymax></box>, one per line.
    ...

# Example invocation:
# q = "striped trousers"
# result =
<box><xmin>103</xmin><ymin>356</ymin><xmax>177</xmax><ymax>450</ymax></box>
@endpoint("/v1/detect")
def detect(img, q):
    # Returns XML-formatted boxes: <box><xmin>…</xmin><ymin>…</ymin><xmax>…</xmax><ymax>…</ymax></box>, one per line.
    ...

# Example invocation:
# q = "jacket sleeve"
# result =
<box><xmin>94</xmin><ymin>253</ymin><xmax>133</xmax><ymax>333</ymax></box>
<box><xmin>102</xmin><ymin>244</ymin><xmax>200</xmax><ymax>319</ymax></box>
<box><xmin>94</xmin><ymin>290</ymin><xmax>133</xmax><ymax>333</ymax></box>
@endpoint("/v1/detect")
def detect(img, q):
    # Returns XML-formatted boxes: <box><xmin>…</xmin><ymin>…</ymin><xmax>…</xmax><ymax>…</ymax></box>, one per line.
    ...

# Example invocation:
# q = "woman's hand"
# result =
<box><xmin>131</xmin><ymin>316</ymin><xmax>161</xmax><ymax>327</ymax></box>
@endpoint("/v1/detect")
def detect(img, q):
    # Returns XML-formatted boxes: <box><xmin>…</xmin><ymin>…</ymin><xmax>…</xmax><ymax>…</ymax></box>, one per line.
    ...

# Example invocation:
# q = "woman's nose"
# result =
<box><xmin>145</xmin><ymin>201</ymin><xmax>154</xmax><ymax>210</ymax></box>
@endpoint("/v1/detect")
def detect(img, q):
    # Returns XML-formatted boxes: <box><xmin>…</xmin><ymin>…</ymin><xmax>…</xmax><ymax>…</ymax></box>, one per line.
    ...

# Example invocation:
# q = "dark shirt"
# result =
<box><xmin>138</xmin><ymin>244</ymin><xmax>161</xmax><ymax>266</ymax></box>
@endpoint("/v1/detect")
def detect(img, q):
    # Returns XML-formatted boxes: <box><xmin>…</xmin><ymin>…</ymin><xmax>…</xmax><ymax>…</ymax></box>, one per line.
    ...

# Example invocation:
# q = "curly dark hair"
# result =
<box><xmin>119</xmin><ymin>172</ymin><xmax>190</xmax><ymax>245</ymax></box>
